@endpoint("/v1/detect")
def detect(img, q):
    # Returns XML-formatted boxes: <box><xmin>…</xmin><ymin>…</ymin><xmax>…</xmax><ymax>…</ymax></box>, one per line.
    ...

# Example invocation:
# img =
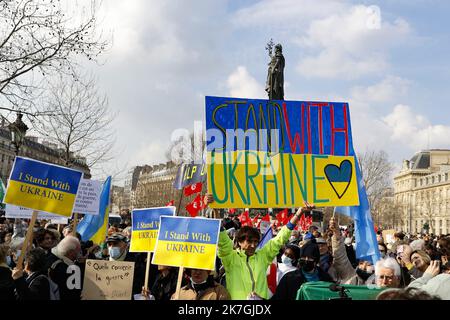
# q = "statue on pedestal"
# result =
<box><xmin>265</xmin><ymin>40</ymin><xmax>285</xmax><ymax>100</ymax></box>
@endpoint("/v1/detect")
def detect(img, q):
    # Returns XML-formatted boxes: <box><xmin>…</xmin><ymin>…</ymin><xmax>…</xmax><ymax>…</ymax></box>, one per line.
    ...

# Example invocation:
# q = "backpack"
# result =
<box><xmin>29</xmin><ymin>273</ymin><xmax>60</xmax><ymax>300</ymax></box>
<box><xmin>45</xmin><ymin>259</ymin><xmax>64</xmax><ymax>300</ymax></box>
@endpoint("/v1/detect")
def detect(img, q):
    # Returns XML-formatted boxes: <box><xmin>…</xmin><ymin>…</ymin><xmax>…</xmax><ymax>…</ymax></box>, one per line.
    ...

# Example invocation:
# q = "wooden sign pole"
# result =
<box><xmin>175</xmin><ymin>266</ymin><xmax>184</xmax><ymax>300</ymax></box>
<box><xmin>72</xmin><ymin>212</ymin><xmax>79</xmax><ymax>235</ymax></box>
<box><xmin>17</xmin><ymin>210</ymin><xmax>38</xmax><ymax>270</ymax></box>
<box><xmin>143</xmin><ymin>252</ymin><xmax>152</xmax><ymax>297</ymax></box>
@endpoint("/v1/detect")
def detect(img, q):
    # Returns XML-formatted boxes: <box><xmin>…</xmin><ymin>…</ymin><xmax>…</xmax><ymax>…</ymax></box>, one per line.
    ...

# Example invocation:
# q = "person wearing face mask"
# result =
<box><xmin>106</xmin><ymin>233</ymin><xmax>157</xmax><ymax>298</ymax></box>
<box><xmin>272</xmin><ymin>240</ymin><xmax>334</xmax><ymax>300</ymax></box>
<box><xmin>277</xmin><ymin>244</ymin><xmax>300</xmax><ymax>285</ymax></box>
<box><xmin>329</xmin><ymin>216</ymin><xmax>374</xmax><ymax>285</ymax></box>
<box><xmin>204</xmin><ymin>194</ymin><xmax>314</xmax><ymax>300</ymax></box>
<box><xmin>172</xmin><ymin>268</ymin><xmax>230</xmax><ymax>300</ymax></box>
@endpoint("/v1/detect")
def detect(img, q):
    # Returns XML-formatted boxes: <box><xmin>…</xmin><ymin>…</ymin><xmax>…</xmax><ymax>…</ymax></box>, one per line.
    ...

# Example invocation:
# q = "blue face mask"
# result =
<box><xmin>94</xmin><ymin>251</ymin><xmax>103</xmax><ymax>259</ymax></box>
<box><xmin>108</xmin><ymin>246</ymin><xmax>122</xmax><ymax>260</ymax></box>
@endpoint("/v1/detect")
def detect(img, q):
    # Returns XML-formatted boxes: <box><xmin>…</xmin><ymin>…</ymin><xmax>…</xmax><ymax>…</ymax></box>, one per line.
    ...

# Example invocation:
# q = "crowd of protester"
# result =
<box><xmin>0</xmin><ymin>200</ymin><xmax>449</xmax><ymax>301</ymax></box>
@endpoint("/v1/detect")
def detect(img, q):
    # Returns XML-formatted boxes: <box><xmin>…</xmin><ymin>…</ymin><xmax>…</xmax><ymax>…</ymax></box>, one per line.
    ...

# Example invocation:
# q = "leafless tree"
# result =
<box><xmin>0</xmin><ymin>0</ymin><xmax>108</xmax><ymax>111</ymax></box>
<box><xmin>419</xmin><ymin>190</ymin><xmax>441</xmax><ymax>234</ymax></box>
<box><xmin>358</xmin><ymin>150</ymin><xmax>394</xmax><ymax>223</ymax></box>
<box><xmin>33</xmin><ymin>73</ymin><xmax>116</xmax><ymax>170</ymax></box>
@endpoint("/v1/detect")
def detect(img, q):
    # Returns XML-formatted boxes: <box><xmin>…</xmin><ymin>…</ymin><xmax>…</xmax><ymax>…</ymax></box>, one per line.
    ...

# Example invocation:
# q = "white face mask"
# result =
<box><xmin>281</xmin><ymin>254</ymin><xmax>293</xmax><ymax>266</ymax></box>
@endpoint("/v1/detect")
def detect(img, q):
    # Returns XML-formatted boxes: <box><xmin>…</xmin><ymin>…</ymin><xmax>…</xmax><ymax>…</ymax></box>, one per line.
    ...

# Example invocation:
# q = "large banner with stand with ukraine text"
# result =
<box><xmin>152</xmin><ymin>216</ymin><xmax>221</xmax><ymax>270</ymax></box>
<box><xmin>4</xmin><ymin>157</ymin><xmax>83</xmax><ymax>217</ymax></box>
<box><xmin>205</xmin><ymin>96</ymin><xmax>360</xmax><ymax>208</ymax></box>
<box><xmin>129</xmin><ymin>206</ymin><xmax>176</xmax><ymax>252</ymax></box>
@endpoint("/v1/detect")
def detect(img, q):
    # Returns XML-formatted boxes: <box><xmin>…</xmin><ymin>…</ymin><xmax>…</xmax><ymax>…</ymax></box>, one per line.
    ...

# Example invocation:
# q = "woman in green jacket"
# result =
<box><xmin>204</xmin><ymin>194</ymin><xmax>314</xmax><ymax>300</ymax></box>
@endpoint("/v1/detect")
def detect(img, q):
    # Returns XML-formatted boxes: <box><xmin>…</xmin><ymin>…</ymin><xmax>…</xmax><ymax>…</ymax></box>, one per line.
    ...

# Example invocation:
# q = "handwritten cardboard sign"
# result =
<box><xmin>82</xmin><ymin>259</ymin><xmax>135</xmax><ymax>300</ymax></box>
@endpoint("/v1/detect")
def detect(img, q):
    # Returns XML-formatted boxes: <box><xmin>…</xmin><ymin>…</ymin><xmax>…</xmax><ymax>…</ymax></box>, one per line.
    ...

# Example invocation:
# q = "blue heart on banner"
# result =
<box><xmin>324</xmin><ymin>160</ymin><xmax>353</xmax><ymax>199</ymax></box>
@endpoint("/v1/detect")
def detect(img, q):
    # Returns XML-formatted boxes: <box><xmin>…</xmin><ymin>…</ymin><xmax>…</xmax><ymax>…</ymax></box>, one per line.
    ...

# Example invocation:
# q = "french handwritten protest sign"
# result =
<box><xmin>4</xmin><ymin>157</ymin><xmax>83</xmax><ymax>217</ymax></box>
<box><xmin>5</xmin><ymin>204</ymin><xmax>68</xmax><ymax>224</ymax></box>
<box><xmin>152</xmin><ymin>216</ymin><xmax>221</xmax><ymax>270</ymax></box>
<box><xmin>173</xmin><ymin>163</ymin><xmax>207</xmax><ymax>189</ymax></box>
<box><xmin>129</xmin><ymin>206</ymin><xmax>176</xmax><ymax>252</ymax></box>
<box><xmin>73</xmin><ymin>178</ymin><xmax>102</xmax><ymax>215</ymax></box>
<box><xmin>82</xmin><ymin>259</ymin><xmax>135</xmax><ymax>300</ymax></box>
<box><xmin>205</xmin><ymin>96</ymin><xmax>360</xmax><ymax>208</ymax></box>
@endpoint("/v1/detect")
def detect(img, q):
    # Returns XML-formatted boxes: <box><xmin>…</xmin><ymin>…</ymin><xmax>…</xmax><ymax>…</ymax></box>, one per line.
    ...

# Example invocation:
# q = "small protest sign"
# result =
<box><xmin>4</xmin><ymin>157</ymin><xmax>83</xmax><ymax>217</ymax></box>
<box><xmin>130</xmin><ymin>206</ymin><xmax>176</xmax><ymax>252</ymax></box>
<box><xmin>173</xmin><ymin>163</ymin><xmax>207</xmax><ymax>190</ymax></box>
<box><xmin>73</xmin><ymin>178</ymin><xmax>102</xmax><ymax>215</ymax></box>
<box><xmin>152</xmin><ymin>216</ymin><xmax>221</xmax><ymax>270</ymax></box>
<box><xmin>82</xmin><ymin>259</ymin><xmax>135</xmax><ymax>300</ymax></box>
<box><xmin>382</xmin><ymin>229</ymin><xmax>396</xmax><ymax>244</ymax></box>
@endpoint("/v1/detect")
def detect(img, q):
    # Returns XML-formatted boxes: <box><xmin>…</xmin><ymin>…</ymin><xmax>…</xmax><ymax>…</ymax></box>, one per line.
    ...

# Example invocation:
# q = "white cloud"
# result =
<box><xmin>297</xmin><ymin>5</ymin><xmax>411</xmax><ymax>79</ymax></box>
<box><xmin>383</xmin><ymin>105</ymin><xmax>450</xmax><ymax>151</ymax></box>
<box><xmin>351</xmin><ymin>76</ymin><xmax>411</xmax><ymax>103</ymax></box>
<box><xmin>133</xmin><ymin>141</ymin><xmax>168</xmax><ymax>167</ymax></box>
<box><xmin>226</xmin><ymin>66</ymin><xmax>265</xmax><ymax>98</ymax></box>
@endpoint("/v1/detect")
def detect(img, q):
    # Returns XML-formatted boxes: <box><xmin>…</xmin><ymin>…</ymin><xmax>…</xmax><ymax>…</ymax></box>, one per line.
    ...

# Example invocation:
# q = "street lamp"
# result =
<box><xmin>8</xmin><ymin>112</ymin><xmax>29</xmax><ymax>155</ymax></box>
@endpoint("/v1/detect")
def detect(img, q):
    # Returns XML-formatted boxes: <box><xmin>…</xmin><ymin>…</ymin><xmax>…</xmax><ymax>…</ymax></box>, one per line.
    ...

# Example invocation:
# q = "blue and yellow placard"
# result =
<box><xmin>130</xmin><ymin>206</ymin><xmax>176</xmax><ymax>252</ymax></box>
<box><xmin>152</xmin><ymin>216</ymin><xmax>221</xmax><ymax>270</ymax></box>
<box><xmin>4</xmin><ymin>157</ymin><xmax>83</xmax><ymax>217</ymax></box>
<box><xmin>205</xmin><ymin>96</ymin><xmax>360</xmax><ymax>208</ymax></box>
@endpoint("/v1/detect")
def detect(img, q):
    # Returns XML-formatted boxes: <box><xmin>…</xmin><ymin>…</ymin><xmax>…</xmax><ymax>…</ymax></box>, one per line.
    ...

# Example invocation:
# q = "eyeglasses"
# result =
<box><xmin>378</xmin><ymin>275</ymin><xmax>394</xmax><ymax>281</ymax></box>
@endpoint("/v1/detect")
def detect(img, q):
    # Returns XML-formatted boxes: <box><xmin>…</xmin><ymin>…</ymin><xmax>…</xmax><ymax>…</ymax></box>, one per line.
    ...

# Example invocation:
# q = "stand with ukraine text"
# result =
<box><xmin>3</xmin><ymin>156</ymin><xmax>83</xmax><ymax>269</ymax></box>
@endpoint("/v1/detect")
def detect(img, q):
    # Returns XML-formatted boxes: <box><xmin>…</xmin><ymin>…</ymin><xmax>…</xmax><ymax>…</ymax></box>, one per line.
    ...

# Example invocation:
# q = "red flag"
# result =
<box><xmin>228</xmin><ymin>208</ymin><xmax>236</xmax><ymax>214</ymax></box>
<box><xmin>299</xmin><ymin>214</ymin><xmax>313</xmax><ymax>232</ymax></box>
<box><xmin>166</xmin><ymin>200</ymin><xmax>174</xmax><ymax>206</ymax></box>
<box><xmin>267</xmin><ymin>260</ymin><xmax>278</xmax><ymax>296</ymax></box>
<box><xmin>184</xmin><ymin>182</ymin><xmax>203</xmax><ymax>196</ymax></box>
<box><xmin>251</xmin><ymin>213</ymin><xmax>261</xmax><ymax>226</ymax></box>
<box><xmin>256</xmin><ymin>213</ymin><xmax>270</xmax><ymax>229</ymax></box>
<box><xmin>185</xmin><ymin>194</ymin><xmax>204</xmax><ymax>217</ymax></box>
<box><xmin>276</xmin><ymin>209</ymin><xmax>291</xmax><ymax>226</ymax></box>
<box><xmin>239</xmin><ymin>210</ymin><xmax>252</xmax><ymax>227</ymax></box>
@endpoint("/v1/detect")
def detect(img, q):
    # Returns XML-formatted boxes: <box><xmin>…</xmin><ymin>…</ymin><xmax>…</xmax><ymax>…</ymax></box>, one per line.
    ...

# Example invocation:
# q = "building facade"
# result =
<box><xmin>133</xmin><ymin>162</ymin><xmax>198</xmax><ymax>216</ymax></box>
<box><xmin>394</xmin><ymin>149</ymin><xmax>450</xmax><ymax>235</ymax></box>
<box><xmin>0</xmin><ymin>127</ymin><xmax>90</xmax><ymax>183</ymax></box>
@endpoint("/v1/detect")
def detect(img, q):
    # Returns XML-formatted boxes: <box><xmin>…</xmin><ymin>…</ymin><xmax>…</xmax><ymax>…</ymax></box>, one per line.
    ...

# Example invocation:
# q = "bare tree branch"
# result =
<box><xmin>33</xmin><ymin>73</ymin><xmax>116</xmax><ymax>172</ymax></box>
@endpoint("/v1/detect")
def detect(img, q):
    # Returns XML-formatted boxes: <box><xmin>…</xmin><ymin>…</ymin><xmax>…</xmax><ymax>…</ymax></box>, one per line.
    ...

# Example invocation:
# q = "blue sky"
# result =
<box><xmin>80</xmin><ymin>0</ymin><xmax>450</xmax><ymax>183</ymax></box>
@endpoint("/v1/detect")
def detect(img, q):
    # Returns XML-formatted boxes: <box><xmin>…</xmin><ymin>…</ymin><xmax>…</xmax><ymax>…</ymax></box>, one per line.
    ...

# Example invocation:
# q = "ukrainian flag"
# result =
<box><xmin>77</xmin><ymin>176</ymin><xmax>111</xmax><ymax>244</ymax></box>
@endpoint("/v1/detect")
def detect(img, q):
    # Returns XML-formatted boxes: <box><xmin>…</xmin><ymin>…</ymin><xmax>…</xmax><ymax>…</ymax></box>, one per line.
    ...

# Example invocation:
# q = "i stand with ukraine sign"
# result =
<box><xmin>4</xmin><ymin>156</ymin><xmax>83</xmax><ymax>217</ymax></box>
<box><xmin>130</xmin><ymin>206</ymin><xmax>176</xmax><ymax>252</ymax></box>
<box><xmin>152</xmin><ymin>216</ymin><xmax>221</xmax><ymax>270</ymax></box>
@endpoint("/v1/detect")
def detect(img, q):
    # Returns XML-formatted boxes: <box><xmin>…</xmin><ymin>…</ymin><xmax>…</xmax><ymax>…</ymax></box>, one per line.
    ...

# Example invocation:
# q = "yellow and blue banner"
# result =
<box><xmin>129</xmin><ymin>206</ymin><xmax>176</xmax><ymax>252</ymax></box>
<box><xmin>4</xmin><ymin>157</ymin><xmax>83</xmax><ymax>217</ymax></box>
<box><xmin>77</xmin><ymin>176</ymin><xmax>111</xmax><ymax>244</ymax></box>
<box><xmin>152</xmin><ymin>216</ymin><xmax>221</xmax><ymax>270</ymax></box>
<box><xmin>206</xmin><ymin>96</ymin><xmax>359</xmax><ymax>208</ymax></box>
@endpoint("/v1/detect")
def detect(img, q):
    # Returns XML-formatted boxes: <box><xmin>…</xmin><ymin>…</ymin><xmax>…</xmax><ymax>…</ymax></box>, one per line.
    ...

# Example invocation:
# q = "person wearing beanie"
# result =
<box><xmin>272</xmin><ymin>240</ymin><xmax>334</xmax><ymax>300</ymax></box>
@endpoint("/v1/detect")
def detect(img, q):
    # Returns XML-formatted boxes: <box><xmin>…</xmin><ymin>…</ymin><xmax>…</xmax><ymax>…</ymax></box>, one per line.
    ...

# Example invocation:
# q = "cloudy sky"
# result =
<box><xmin>83</xmin><ymin>0</ymin><xmax>450</xmax><ymax>184</ymax></box>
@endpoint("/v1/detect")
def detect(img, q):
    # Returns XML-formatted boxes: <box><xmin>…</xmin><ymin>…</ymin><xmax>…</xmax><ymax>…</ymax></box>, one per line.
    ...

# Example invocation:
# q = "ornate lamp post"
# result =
<box><xmin>8</xmin><ymin>112</ymin><xmax>29</xmax><ymax>155</ymax></box>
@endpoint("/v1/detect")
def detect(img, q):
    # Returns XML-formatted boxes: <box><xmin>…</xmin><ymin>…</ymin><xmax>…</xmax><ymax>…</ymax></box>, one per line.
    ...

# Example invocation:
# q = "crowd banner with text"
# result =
<box><xmin>5</xmin><ymin>204</ymin><xmax>68</xmax><ymax>224</ymax></box>
<box><xmin>152</xmin><ymin>216</ymin><xmax>221</xmax><ymax>270</ymax></box>
<box><xmin>130</xmin><ymin>206</ymin><xmax>176</xmax><ymax>252</ymax></box>
<box><xmin>82</xmin><ymin>259</ymin><xmax>135</xmax><ymax>300</ymax></box>
<box><xmin>4</xmin><ymin>157</ymin><xmax>83</xmax><ymax>217</ymax></box>
<box><xmin>205</xmin><ymin>96</ymin><xmax>360</xmax><ymax>208</ymax></box>
<box><xmin>173</xmin><ymin>163</ymin><xmax>207</xmax><ymax>190</ymax></box>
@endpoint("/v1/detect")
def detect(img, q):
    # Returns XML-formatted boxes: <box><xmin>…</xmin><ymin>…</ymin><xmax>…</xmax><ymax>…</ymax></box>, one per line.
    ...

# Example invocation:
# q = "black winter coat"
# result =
<box><xmin>271</xmin><ymin>267</ymin><xmax>335</xmax><ymax>300</ymax></box>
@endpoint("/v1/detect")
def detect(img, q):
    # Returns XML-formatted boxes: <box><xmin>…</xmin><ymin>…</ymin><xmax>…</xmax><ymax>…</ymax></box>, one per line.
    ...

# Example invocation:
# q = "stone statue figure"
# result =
<box><xmin>265</xmin><ymin>42</ymin><xmax>285</xmax><ymax>100</ymax></box>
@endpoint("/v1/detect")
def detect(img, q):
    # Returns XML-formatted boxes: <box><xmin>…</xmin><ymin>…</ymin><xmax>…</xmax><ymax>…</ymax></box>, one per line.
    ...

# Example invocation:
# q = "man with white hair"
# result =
<box><xmin>47</xmin><ymin>236</ymin><xmax>82</xmax><ymax>300</ymax></box>
<box><xmin>375</xmin><ymin>257</ymin><xmax>401</xmax><ymax>288</ymax></box>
